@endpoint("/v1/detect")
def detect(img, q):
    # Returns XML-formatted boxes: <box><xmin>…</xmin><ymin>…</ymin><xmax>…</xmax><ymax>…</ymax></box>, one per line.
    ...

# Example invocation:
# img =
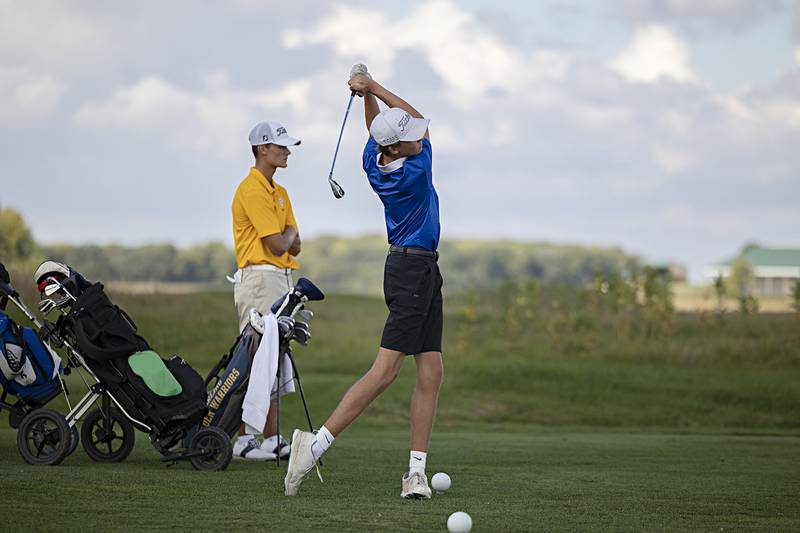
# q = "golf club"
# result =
<box><xmin>326</xmin><ymin>63</ymin><xmax>370</xmax><ymax>199</ymax></box>
<box><xmin>327</xmin><ymin>93</ymin><xmax>352</xmax><ymax>199</ymax></box>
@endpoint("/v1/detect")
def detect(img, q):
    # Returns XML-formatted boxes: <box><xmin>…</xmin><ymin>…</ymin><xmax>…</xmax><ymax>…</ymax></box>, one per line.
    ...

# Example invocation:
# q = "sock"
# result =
<box><xmin>236</xmin><ymin>434</ymin><xmax>253</xmax><ymax>445</ymax></box>
<box><xmin>409</xmin><ymin>450</ymin><xmax>427</xmax><ymax>475</ymax></box>
<box><xmin>311</xmin><ymin>425</ymin><xmax>334</xmax><ymax>461</ymax></box>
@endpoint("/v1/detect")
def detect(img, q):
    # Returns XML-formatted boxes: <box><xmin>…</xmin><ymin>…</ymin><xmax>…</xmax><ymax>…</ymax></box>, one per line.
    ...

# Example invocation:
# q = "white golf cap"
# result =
<box><xmin>248</xmin><ymin>121</ymin><xmax>301</xmax><ymax>147</ymax></box>
<box><xmin>369</xmin><ymin>108</ymin><xmax>429</xmax><ymax>146</ymax></box>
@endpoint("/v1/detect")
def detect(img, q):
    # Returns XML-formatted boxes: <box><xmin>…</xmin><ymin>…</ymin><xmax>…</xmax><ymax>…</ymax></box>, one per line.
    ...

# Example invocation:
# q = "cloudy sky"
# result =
<box><xmin>2</xmin><ymin>0</ymin><xmax>798</xmax><ymax>280</ymax></box>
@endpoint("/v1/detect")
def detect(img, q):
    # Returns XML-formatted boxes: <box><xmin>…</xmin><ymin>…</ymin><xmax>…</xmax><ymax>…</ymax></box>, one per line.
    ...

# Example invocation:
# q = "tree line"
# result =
<box><xmin>2</xmin><ymin>205</ymin><xmax>640</xmax><ymax>294</ymax></box>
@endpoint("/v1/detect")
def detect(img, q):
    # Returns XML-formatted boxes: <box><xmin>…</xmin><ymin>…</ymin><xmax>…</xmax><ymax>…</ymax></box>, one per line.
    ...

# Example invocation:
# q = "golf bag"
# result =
<box><xmin>0</xmin><ymin>311</ymin><xmax>62</xmax><ymax>405</ymax></box>
<box><xmin>54</xmin><ymin>280</ymin><xmax>208</xmax><ymax>446</ymax></box>
<box><xmin>202</xmin><ymin>319</ymin><xmax>261</xmax><ymax>437</ymax></box>
<box><xmin>203</xmin><ymin>278</ymin><xmax>324</xmax><ymax>459</ymax></box>
<box><xmin>0</xmin><ymin>263</ymin><xmax>66</xmax><ymax>430</ymax></box>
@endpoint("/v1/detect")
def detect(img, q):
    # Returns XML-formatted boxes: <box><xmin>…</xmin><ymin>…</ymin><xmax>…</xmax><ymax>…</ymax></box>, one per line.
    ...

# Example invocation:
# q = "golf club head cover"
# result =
<box><xmin>0</xmin><ymin>263</ymin><xmax>9</xmax><ymax>283</ymax></box>
<box><xmin>295</xmin><ymin>278</ymin><xmax>325</xmax><ymax>302</ymax></box>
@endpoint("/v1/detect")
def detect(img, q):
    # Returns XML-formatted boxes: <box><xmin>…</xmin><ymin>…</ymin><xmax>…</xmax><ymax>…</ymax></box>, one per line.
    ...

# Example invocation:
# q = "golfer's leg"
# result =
<box><xmin>410</xmin><ymin>351</ymin><xmax>443</xmax><ymax>452</ymax></box>
<box><xmin>324</xmin><ymin>347</ymin><xmax>405</xmax><ymax>436</ymax></box>
<box><xmin>263</xmin><ymin>402</ymin><xmax>278</xmax><ymax>437</ymax></box>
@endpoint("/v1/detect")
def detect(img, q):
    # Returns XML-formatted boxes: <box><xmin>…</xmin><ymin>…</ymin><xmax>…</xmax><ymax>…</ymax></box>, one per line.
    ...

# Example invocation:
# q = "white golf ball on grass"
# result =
<box><xmin>447</xmin><ymin>511</ymin><xmax>472</xmax><ymax>532</ymax></box>
<box><xmin>431</xmin><ymin>472</ymin><xmax>451</xmax><ymax>493</ymax></box>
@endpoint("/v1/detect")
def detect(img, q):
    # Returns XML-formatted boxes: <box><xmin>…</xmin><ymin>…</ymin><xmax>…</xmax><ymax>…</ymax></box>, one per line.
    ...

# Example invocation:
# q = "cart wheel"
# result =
<box><xmin>17</xmin><ymin>408</ymin><xmax>71</xmax><ymax>466</ymax></box>
<box><xmin>67</xmin><ymin>424</ymin><xmax>80</xmax><ymax>456</ymax></box>
<box><xmin>189</xmin><ymin>427</ymin><xmax>232</xmax><ymax>471</ymax></box>
<box><xmin>81</xmin><ymin>407</ymin><xmax>135</xmax><ymax>462</ymax></box>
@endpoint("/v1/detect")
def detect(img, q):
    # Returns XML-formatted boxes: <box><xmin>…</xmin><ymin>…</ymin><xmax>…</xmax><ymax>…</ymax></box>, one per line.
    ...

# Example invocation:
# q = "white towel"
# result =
<box><xmin>241</xmin><ymin>313</ymin><xmax>295</xmax><ymax>432</ymax></box>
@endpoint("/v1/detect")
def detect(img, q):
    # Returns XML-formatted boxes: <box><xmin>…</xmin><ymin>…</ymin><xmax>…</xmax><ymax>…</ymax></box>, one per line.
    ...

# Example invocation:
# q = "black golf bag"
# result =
<box><xmin>34</xmin><ymin>261</ymin><xmax>232</xmax><ymax>470</ymax></box>
<box><xmin>56</xmin><ymin>281</ymin><xmax>207</xmax><ymax>447</ymax></box>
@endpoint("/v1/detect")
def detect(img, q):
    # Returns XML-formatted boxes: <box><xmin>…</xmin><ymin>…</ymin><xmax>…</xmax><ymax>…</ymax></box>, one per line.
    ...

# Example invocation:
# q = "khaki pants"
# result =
<box><xmin>234</xmin><ymin>269</ymin><xmax>294</xmax><ymax>332</ymax></box>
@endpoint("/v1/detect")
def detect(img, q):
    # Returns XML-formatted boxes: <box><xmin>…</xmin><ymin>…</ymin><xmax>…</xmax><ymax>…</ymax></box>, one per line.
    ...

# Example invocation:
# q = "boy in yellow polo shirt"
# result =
<box><xmin>230</xmin><ymin>120</ymin><xmax>302</xmax><ymax>460</ymax></box>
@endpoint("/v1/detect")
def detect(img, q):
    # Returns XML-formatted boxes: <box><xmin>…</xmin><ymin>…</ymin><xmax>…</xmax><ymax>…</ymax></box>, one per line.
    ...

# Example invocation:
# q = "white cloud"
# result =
<box><xmin>0</xmin><ymin>66</ymin><xmax>65</xmax><ymax>123</ymax></box>
<box><xmin>651</xmin><ymin>145</ymin><xmax>695</xmax><ymax>175</ymax></box>
<box><xmin>74</xmin><ymin>74</ymin><xmax>312</xmax><ymax>159</ymax></box>
<box><xmin>282</xmin><ymin>0</ymin><xmax>566</xmax><ymax>102</ymax></box>
<box><xmin>611</xmin><ymin>25</ymin><xmax>697</xmax><ymax>84</ymax></box>
<box><xmin>0</xmin><ymin>1</ymin><xmax>107</xmax><ymax>71</ymax></box>
<box><xmin>615</xmin><ymin>0</ymin><xmax>784</xmax><ymax>33</ymax></box>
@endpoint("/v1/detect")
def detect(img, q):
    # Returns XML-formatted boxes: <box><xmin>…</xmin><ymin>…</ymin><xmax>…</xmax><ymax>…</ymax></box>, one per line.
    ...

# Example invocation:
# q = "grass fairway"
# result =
<box><xmin>2</xmin><ymin>427</ymin><xmax>798</xmax><ymax>532</ymax></box>
<box><xmin>1</xmin><ymin>289</ymin><xmax>799</xmax><ymax>531</ymax></box>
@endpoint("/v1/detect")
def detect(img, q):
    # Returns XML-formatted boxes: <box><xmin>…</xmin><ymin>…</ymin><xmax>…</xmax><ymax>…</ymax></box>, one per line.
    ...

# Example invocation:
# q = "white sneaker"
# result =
<box><xmin>284</xmin><ymin>429</ymin><xmax>322</xmax><ymax>496</ymax></box>
<box><xmin>260</xmin><ymin>435</ymin><xmax>290</xmax><ymax>458</ymax></box>
<box><xmin>233</xmin><ymin>436</ymin><xmax>276</xmax><ymax>461</ymax></box>
<box><xmin>401</xmin><ymin>472</ymin><xmax>432</xmax><ymax>499</ymax></box>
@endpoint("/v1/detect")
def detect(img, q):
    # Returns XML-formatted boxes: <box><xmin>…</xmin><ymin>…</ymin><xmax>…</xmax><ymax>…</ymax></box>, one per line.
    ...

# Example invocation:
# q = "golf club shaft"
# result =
<box><xmin>328</xmin><ymin>91</ymin><xmax>356</xmax><ymax>178</ymax></box>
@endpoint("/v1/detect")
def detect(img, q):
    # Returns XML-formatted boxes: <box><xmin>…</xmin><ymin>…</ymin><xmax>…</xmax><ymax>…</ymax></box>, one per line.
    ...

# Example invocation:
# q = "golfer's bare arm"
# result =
<box><xmin>350</xmin><ymin>76</ymin><xmax>430</xmax><ymax>140</ymax></box>
<box><xmin>262</xmin><ymin>225</ymin><xmax>298</xmax><ymax>256</ymax></box>
<box><xmin>369</xmin><ymin>82</ymin><xmax>430</xmax><ymax>140</ymax></box>
<box><xmin>363</xmin><ymin>92</ymin><xmax>380</xmax><ymax>130</ymax></box>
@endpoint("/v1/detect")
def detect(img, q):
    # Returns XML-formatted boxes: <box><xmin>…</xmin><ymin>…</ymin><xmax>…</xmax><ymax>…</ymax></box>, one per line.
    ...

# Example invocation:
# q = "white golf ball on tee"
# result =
<box><xmin>447</xmin><ymin>511</ymin><xmax>472</xmax><ymax>533</ymax></box>
<box><xmin>431</xmin><ymin>472</ymin><xmax>451</xmax><ymax>492</ymax></box>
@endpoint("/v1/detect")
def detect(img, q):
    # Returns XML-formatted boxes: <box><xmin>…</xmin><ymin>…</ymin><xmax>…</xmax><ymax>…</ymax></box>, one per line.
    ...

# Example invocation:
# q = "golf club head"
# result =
<box><xmin>38</xmin><ymin>298</ymin><xmax>58</xmax><ymax>315</ymax></box>
<box><xmin>296</xmin><ymin>309</ymin><xmax>313</xmax><ymax>322</ymax></box>
<box><xmin>44</xmin><ymin>283</ymin><xmax>60</xmax><ymax>297</ymax></box>
<box><xmin>329</xmin><ymin>177</ymin><xmax>345</xmax><ymax>199</ymax></box>
<box><xmin>293</xmin><ymin>322</ymin><xmax>311</xmax><ymax>345</ymax></box>
<box><xmin>277</xmin><ymin>316</ymin><xmax>295</xmax><ymax>339</ymax></box>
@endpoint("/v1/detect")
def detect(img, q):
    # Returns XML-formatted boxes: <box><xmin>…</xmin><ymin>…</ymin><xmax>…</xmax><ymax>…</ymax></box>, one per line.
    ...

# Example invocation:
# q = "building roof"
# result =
<box><xmin>717</xmin><ymin>246</ymin><xmax>800</xmax><ymax>268</ymax></box>
<box><xmin>705</xmin><ymin>246</ymin><xmax>800</xmax><ymax>280</ymax></box>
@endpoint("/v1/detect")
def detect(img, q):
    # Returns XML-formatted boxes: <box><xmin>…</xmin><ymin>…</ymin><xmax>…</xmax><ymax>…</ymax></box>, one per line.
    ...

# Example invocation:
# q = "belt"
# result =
<box><xmin>389</xmin><ymin>245</ymin><xmax>439</xmax><ymax>260</ymax></box>
<box><xmin>242</xmin><ymin>264</ymin><xmax>292</xmax><ymax>274</ymax></box>
<box><xmin>226</xmin><ymin>264</ymin><xmax>292</xmax><ymax>283</ymax></box>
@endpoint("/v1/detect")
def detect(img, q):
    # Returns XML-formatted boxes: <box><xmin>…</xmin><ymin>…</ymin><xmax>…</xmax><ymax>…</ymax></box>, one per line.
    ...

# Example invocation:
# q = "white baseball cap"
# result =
<box><xmin>369</xmin><ymin>108</ymin><xmax>430</xmax><ymax>146</ymax></box>
<box><xmin>248</xmin><ymin>121</ymin><xmax>301</xmax><ymax>147</ymax></box>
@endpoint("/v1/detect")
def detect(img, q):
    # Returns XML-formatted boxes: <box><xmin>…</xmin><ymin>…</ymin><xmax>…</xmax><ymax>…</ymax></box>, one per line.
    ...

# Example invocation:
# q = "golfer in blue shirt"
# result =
<box><xmin>285</xmin><ymin>71</ymin><xmax>443</xmax><ymax>500</ymax></box>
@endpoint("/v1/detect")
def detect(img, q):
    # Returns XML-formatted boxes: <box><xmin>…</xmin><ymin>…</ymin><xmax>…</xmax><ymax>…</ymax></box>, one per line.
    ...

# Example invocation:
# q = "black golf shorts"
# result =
<box><xmin>381</xmin><ymin>249</ymin><xmax>443</xmax><ymax>355</ymax></box>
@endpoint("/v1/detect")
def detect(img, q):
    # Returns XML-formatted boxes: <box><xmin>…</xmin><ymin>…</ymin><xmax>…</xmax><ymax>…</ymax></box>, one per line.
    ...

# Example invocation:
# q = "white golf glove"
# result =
<box><xmin>349</xmin><ymin>63</ymin><xmax>371</xmax><ymax>80</ymax></box>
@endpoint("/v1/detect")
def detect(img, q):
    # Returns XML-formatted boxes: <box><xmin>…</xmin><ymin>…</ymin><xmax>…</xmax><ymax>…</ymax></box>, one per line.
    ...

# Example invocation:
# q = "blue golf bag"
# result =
<box><xmin>0</xmin><ymin>311</ymin><xmax>63</xmax><ymax>415</ymax></box>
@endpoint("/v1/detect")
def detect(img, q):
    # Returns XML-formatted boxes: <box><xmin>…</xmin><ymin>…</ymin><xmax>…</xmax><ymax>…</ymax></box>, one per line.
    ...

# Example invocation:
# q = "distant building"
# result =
<box><xmin>648</xmin><ymin>263</ymin><xmax>688</xmax><ymax>283</ymax></box>
<box><xmin>707</xmin><ymin>245</ymin><xmax>800</xmax><ymax>297</ymax></box>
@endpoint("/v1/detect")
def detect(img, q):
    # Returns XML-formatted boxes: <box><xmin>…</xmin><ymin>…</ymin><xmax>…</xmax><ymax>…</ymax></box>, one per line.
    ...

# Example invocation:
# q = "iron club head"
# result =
<box><xmin>328</xmin><ymin>176</ymin><xmax>345</xmax><ymax>199</ymax></box>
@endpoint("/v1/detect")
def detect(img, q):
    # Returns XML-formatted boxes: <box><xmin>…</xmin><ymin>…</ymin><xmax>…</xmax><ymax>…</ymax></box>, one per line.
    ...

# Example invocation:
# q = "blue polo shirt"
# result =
<box><xmin>362</xmin><ymin>137</ymin><xmax>440</xmax><ymax>251</ymax></box>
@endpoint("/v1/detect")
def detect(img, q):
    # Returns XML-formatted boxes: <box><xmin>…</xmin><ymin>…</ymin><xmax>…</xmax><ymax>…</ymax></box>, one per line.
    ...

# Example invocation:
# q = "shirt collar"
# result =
<box><xmin>377</xmin><ymin>156</ymin><xmax>406</xmax><ymax>174</ymax></box>
<box><xmin>250</xmin><ymin>167</ymin><xmax>276</xmax><ymax>193</ymax></box>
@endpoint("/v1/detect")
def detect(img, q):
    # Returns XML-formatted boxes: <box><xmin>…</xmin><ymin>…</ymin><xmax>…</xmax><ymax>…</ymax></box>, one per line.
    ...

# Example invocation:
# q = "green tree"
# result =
<box><xmin>0</xmin><ymin>206</ymin><xmax>35</xmax><ymax>263</ymax></box>
<box><xmin>730</xmin><ymin>257</ymin><xmax>758</xmax><ymax>314</ymax></box>
<box><xmin>713</xmin><ymin>273</ymin><xmax>726</xmax><ymax>314</ymax></box>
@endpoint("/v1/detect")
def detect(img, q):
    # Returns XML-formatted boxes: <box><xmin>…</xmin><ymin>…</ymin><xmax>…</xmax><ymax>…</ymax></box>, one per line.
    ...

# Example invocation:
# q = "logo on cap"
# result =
<box><xmin>397</xmin><ymin>113</ymin><xmax>410</xmax><ymax>132</ymax></box>
<box><xmin>276</xmin><ymin>126</ymin><xmax>287</xmax><ymax>136</ymax></box>
<box><xmin>262</xmin><ymin>135</ymin><xmax>269</xmax><ymax>142</ymax></box>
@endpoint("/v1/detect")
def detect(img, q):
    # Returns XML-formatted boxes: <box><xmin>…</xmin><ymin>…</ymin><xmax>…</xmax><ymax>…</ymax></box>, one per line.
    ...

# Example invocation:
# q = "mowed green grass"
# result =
<box><xmin>1</xmin><ymin>289</ymin><xmax>799</xmax><ymax>531</ymax></box>
<box><xmin>1</xmin><ymin>427</ymin><xmax>798</xmax><ymax>532</ymax></box>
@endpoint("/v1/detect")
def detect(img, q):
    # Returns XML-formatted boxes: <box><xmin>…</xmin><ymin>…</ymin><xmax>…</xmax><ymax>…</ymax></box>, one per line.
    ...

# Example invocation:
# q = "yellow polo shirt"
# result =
<box><xmin>232</xmin><ymin>167</ymin><xmax>299</xmax><ymax>269</ymax></box>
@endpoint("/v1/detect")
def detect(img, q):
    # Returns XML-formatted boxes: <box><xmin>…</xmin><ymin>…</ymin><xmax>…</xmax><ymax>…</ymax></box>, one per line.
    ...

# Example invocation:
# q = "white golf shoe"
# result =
<box><xmin>284</xmin><ymin>429</ymin><xmax>322</xmax><ymax>496</ymax></box>
<box><xmin>401</xmin><ymin>471</ymin><xmax>432</xmax><ymax>500</ymax></box>
<box><xmin>261</xmin><ymin>435</ymin><xmax>290</xmax><ymax>458</ymax></box>
<box><xmin>233</xmin><ymin>436</ymin><xmax>276</xmax><ymax>461</ymax></box>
